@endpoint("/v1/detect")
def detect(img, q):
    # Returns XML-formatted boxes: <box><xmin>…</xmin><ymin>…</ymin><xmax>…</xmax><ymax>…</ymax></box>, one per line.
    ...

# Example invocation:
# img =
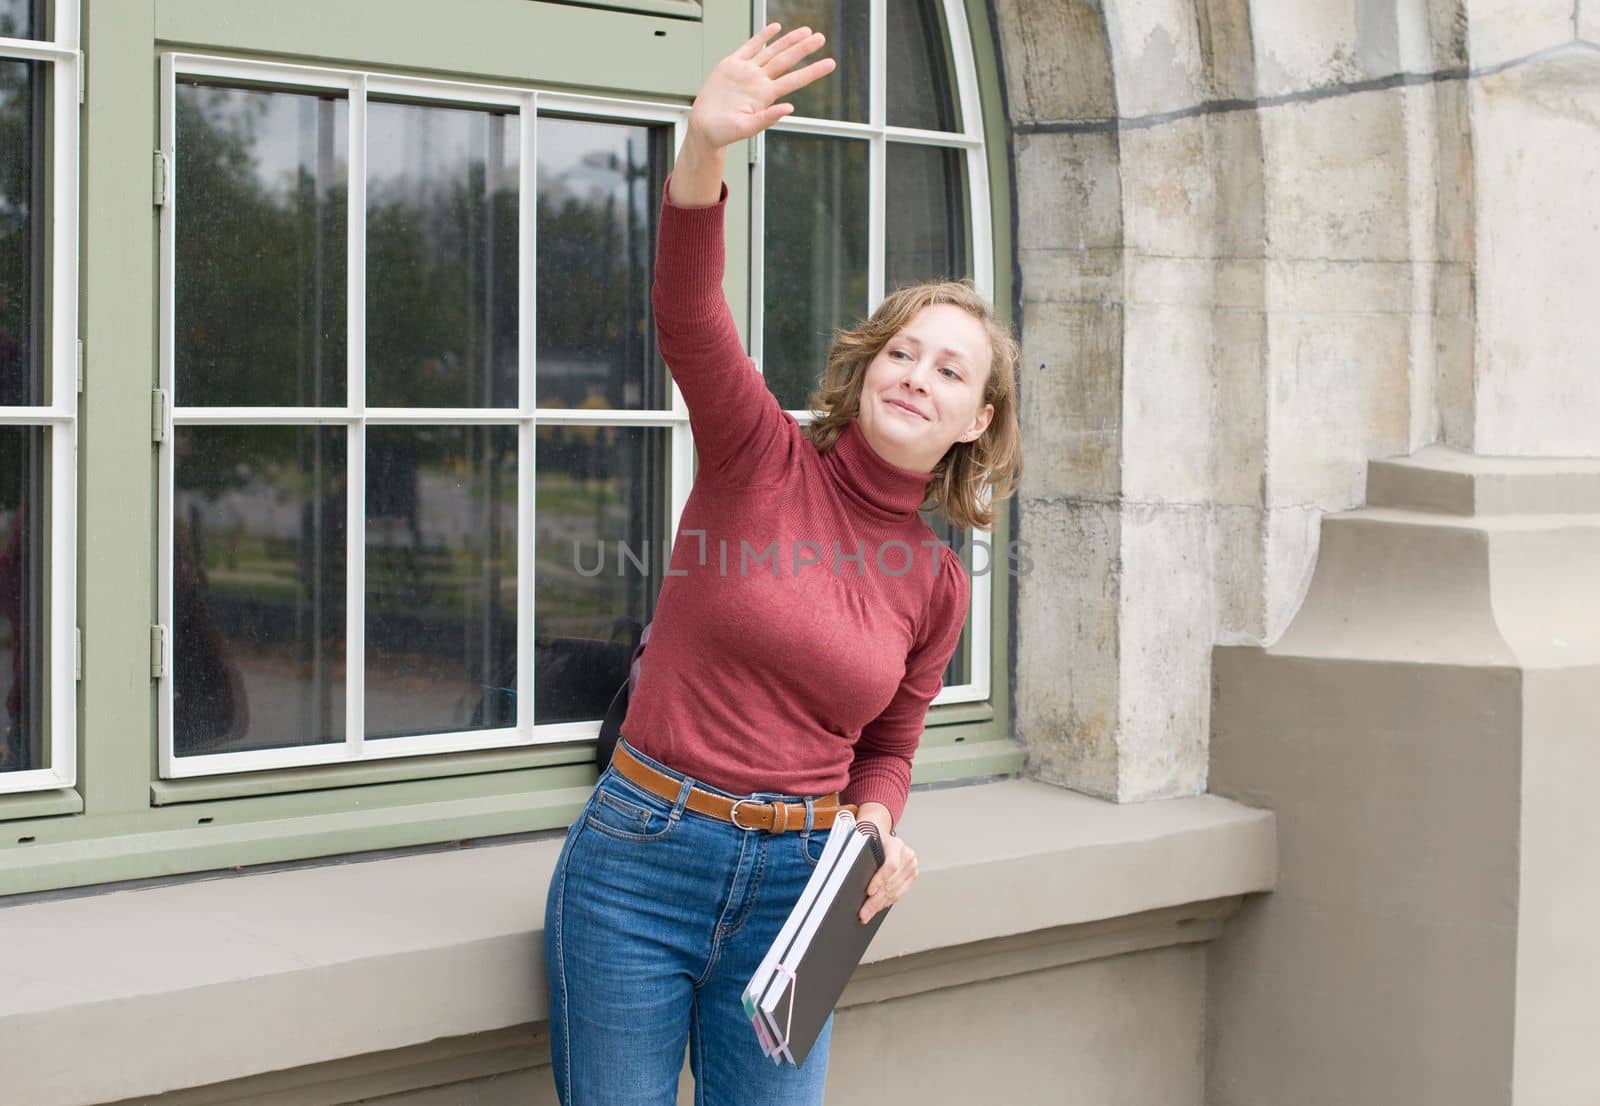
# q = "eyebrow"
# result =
<box><xmin>895</xmin><ymin>332</ymin><xmax>976</xmax><ymax>367</ymax></box>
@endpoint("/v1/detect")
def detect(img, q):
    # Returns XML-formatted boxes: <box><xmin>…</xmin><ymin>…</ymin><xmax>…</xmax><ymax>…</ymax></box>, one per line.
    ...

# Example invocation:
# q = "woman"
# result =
<box><xmin>544</xmin><ymin>24</ymin><xmax>1021</xmax><ymax>1105</ymax></box>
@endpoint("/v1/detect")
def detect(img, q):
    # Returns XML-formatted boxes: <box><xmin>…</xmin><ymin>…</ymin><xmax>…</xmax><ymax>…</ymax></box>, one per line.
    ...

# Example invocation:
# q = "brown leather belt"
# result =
<box><xmin>611</xmin><ymin>742</ymin><xmax>856</xmax><ymax>833</ymax></box>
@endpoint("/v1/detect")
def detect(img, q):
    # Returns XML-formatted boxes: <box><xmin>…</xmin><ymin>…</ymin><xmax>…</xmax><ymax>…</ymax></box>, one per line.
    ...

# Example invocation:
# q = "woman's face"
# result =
<box><xmin>855</xmin><ymin>303</ymin><xmax>995</xmax><ymax>475</ymax></box>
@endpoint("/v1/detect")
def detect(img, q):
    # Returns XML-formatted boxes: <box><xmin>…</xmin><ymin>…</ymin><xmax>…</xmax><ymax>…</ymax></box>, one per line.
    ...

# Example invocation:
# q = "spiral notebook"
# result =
<box><xmin>742</xmin><ymin>812</ymin><xmax>890</xmax><ymax>1067</ymax></box>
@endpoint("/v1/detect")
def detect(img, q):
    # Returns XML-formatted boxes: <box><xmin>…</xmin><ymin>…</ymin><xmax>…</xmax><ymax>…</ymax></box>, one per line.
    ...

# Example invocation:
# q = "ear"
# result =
<box><xmin>958</xmin><ymin>403</ymin><xmax>994</xmax><ymax>444</ymax></box>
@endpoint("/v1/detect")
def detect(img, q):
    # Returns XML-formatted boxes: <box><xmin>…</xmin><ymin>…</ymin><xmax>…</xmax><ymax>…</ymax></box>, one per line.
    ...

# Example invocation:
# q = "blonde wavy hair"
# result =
<box><xmin>805</xmin><ymin>281</ymin><xmax>1022</xmax><ymax>531</ymax></box>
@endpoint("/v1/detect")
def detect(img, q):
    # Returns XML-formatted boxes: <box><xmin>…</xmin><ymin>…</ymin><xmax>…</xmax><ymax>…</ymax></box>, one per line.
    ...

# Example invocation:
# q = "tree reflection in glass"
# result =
<box><xmin>887</xmin><ymin>0</ymin><xmax>962</xmax><ymax>132</ymax></box>
<box><xmin>0</xmin><ymin>427</ymin><xmax>44</xmax><ymax>773</ymax></box>
<box><xmin>886</xmin><ymin>143</ymin><xmax>967</xmax><ymax>291</ymax></box>
<box><xmin>534</xmin><ymin>426</ymin><xmax>664</xmax><ymax>725</ymax></box>
<box><xmin>367</xmin><ymin>101</ymin><xmax>518</xmax><ymax>409</ymax></box>
<box><xmin>174</xmin><ymin>82</ymin><xmax>347</xmax><ymax>408</ymax></box>
<box><xmin>172</xmin><ymin>427</ymin><xmax>346</xmax><ymax>756</ymax></box>
<box><xmin>766</xmin><ymin>0</ymin><xmax>869</xmax><ymax>122</ymax></box>
<box><xmin>763</xmin><ymin>133</ymin><xmax>868</xmax><ymax>411</ymax></box>
<box><xmin>365</xmin><ymin>425</ymin><xmax>517</xmax><ymax>738</ymax></box>
<box><xmin>537</xmin><ymin>117</ymin><xmax>669</xmax><ymax>412</ymax></box>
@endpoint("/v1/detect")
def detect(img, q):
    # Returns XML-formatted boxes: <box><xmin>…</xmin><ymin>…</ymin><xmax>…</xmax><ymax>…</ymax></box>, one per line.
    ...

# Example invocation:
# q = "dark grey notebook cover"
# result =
<box><xmin>765</xmin><ymin>827</ymin><xmax>889</xmax><ymax>1066</ymax></box>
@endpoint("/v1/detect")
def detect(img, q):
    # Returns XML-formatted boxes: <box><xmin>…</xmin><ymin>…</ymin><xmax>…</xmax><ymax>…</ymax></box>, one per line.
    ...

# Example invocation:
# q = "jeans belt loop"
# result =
<box><xmin>803</xmin><ymin>796</ymin><xmax>815</xmax><ymax>837</ymax></box>
<box><xmin>670</xmin><ymin>775</ymin><xmax>693</xmax><ymax>822</ymax></box>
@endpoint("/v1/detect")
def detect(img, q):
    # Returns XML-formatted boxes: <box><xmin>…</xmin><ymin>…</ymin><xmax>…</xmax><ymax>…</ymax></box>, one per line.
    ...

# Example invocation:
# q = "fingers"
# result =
<box><xmin>859</xmin><ymin>848</ymin><xmax>919</xmax><ymax>924</ymax></box>
<box><xmin>735</xmin><ymin>22</ymin><xmax>783</xmax><ymax>60</ymax></box>
<box><xmin>754</xmin><ymin>24</ymin><xmax>816</xmax><ymax>68</ymax></box>
<box><xmin>764</xmin><ymin>29</ymin><xmax>829</xmax><ymax>78</ymax></box>
<box><xmin>771</xmin><ymin>57</ymin><xmax>837</xmax><ymax>101</ymax></box>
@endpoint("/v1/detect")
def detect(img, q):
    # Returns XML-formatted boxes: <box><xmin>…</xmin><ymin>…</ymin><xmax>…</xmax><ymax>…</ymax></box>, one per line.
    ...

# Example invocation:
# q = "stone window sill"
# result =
<box><xmin>0</xmin><ymin>779</ymin><xmax>1275</xmax><ymax>1106</ymax></box>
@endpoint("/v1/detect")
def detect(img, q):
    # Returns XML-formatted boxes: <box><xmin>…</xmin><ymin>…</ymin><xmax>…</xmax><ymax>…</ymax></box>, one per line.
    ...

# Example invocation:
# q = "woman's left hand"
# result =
<box><xmin>855</xmin><ymin>802</ymin><xmax>918</xmax><ymax>924</ymax></box>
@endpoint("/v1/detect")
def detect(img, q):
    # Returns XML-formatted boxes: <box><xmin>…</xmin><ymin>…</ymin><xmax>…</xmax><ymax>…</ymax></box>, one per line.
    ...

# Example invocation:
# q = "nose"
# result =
<box><xmin>901</xmin><ymin>359</ymin><xmax>932</xmax><ymax>394</ymax></box>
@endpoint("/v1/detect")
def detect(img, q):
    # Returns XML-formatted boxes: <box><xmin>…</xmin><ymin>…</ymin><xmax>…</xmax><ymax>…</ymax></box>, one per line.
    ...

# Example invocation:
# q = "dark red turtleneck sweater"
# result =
<box><xmin>618</xmin><ymin>184</ymin><xmax>970</xmax><ymax>825</ymax></box>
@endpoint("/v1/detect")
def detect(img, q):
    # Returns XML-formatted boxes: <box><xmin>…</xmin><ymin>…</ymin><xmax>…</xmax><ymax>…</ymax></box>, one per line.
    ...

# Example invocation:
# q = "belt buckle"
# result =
<box><xmin>729</xmin><ymin>799</ymin><xmax>766</xmax><ymax>831</ymax></box>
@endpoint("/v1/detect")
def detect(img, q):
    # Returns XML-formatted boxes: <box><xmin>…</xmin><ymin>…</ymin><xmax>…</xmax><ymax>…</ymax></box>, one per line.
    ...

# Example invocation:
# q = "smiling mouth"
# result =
<box><xmin>885</xmin><ymin>398</ymin><xmax>928</xmax><ymax>420</ymax></box>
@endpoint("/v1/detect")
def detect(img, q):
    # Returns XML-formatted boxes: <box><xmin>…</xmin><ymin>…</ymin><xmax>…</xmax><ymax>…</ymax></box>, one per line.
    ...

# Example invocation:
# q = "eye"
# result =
<box><xmin>888</xmin><ymin>348</ymin><xmax>911</xmax><ymax>361</ymax></box>
<box><xmin>940</xmin><ymin>366</ymin><xmax>962</xmax><ymax>380</ymax></box>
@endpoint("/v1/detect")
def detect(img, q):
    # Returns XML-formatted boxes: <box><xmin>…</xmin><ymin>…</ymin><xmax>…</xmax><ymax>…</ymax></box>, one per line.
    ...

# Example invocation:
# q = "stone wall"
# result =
<box><xmin>998</xmin><ymin>0</ymin><xmax>1600</xmax><ymax>800</ymax></box>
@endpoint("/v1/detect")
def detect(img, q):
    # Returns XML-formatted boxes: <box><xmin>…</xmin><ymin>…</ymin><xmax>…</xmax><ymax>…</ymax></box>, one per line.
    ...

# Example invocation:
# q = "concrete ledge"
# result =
<box><xmin>0</xmin><ymin>780</ymin><xmax>1276</xmax><ymax>1106</ymax></box>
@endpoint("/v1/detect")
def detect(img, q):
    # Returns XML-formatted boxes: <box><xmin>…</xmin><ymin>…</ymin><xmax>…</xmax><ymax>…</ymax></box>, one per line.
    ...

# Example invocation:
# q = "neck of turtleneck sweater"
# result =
<box><xmin>822</xmin><ymin>419</ymin><xmax>932</xmax><ymax>523</ymax></box>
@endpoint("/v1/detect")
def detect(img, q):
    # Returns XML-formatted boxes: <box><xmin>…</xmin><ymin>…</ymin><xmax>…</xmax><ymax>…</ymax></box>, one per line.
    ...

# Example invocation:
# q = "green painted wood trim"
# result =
<box><xmin>0</xmin><ymin>782</ymin><xmax>595</xmax><ymax>897</ymax></box>
<box><xmin>154</xmin><ymin>0</ymin><xmax>703</xmax><ymax>99</ymax></box>
<box><xmin>560</xmin><ymin>0</ymin><xmax>702</xmax><ymax>20</ymax></box>
<box><xmin>0</xmin><ymin>788</ymin><xmax>83</xmax><ymax>823</ymax></box>
<box><xmin>80</xmin><ymin>0</ymin><xmax>161</xmax><ymax>818</ymax></box>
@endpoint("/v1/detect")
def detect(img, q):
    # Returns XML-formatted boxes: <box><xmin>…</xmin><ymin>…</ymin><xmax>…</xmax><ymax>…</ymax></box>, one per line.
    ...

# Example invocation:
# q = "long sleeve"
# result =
<box><xmin>651</xmin><ymin>180</ymin><xmax>801</xmax><ymax>489</ymax></box>
<box><xmin>841</xmin><ymin>544</ymin><xmax>971</xmax><ymax>826</ymax></box>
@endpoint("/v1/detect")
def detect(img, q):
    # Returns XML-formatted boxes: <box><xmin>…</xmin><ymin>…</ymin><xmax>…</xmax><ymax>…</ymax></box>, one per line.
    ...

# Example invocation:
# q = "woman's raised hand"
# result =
<box><xmin>687</xmin><ymin>23</ymin><xmax>836</xmax><ymax>151</ymax></box>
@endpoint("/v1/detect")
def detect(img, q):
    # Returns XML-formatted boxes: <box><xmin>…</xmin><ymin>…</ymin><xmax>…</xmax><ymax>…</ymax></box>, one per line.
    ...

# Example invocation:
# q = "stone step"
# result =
<box><xmin>1366</xmin><ymin>446</ymin><xmax>1600</xmax><ymax>516</ymax></box>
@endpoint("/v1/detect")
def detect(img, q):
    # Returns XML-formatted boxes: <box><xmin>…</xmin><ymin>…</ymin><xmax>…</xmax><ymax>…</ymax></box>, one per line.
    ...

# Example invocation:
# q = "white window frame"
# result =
<box><xmin>750</xmin><ymin>0</ymin><xmax>994</xmax><ymax>705</ymax></box>
<box><xmin>0</xmin><ymin>4</ymin><xmax>81</xmax><ymax>795</ymax></box>
<box><xmin>157</xmin><ymin>53</ymin><xmax>691</xmax><ymax>778</ymax></box>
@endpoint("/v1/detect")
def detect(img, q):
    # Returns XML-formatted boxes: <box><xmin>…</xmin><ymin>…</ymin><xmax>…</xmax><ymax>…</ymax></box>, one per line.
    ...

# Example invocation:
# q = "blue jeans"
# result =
<box><xmin>545</xmin><ymin>739</ymin><xmax>836</xmax><ymax>1105</ymax></box>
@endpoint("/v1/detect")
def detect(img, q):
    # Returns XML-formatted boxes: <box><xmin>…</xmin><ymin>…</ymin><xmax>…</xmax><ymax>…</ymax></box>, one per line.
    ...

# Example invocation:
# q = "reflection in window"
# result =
<box><xmin>534</xmin><ymin>426</ymin><xmax>665</xmax><ymax>725</ymax></box>
<box><xmin>921</xmin><ymin>506</ymin><xmax>972</xmax><ymax>688</ymax></box>
<box><xmin>175</xmin><ymin>82</ymin><xmax>348</xmax><ymax>408</ymax></box>
<box><xmin>0</xmin><ymin>0</ymin><xmax>38</xmax><ymax>41</ymax></box>
<box><xmin>762</xmin><ymin>133</ymin><xmax>868</xmax><ymax>410</ymax></box>
<box><xmin>766</xmin><ymin>0</ymin><xmax>869</xmax><ymax>122</ymax></box>
<box><xmin>366</xmin><ymin>426</ymin><xmax>517</xmax><ymax>737</ymax></box>
<box><xmin>536</xmin><ymin>117</ymin><xmax>669</xmax><ymax>411</ymax></box>
<box><xmin>0</xmin><ymin>427</ymin><xmax>44</xmax><ymax>774</ymax></box>
<box><xmin>367</xmin><ymin>101</ymin><xmax>518</xmax><ymax>409</ymax></box>
<box><xmin>887</xmin><ymin>0</ymin><xmax>961</xmax><ymax>132</ymax></box>
<box><xmin>1</xmin><ymin>59</ymin><xmax>43</xmax><ymax>407</ymax></box>
<box><xmin>886</xmin><ymin>143</ymin><xmax>967</xmax><ymax>290</ymax></box>
<box><xmin>172</xmin><ymin>427</ymin><xmax>347</xmax><ymax>756</ymax></box>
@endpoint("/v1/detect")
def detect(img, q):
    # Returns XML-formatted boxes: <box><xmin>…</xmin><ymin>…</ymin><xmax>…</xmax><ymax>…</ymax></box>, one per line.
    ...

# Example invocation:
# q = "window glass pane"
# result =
<box><xmin>766</xmin><ymin>0</ymin><xmax>869</xmax><ymax>122</ymax></box>
<box><xmin>0</xmin><ymin>59</ymin><xmax>43</xmax><ymax>406</ymax></box>
<box><xmin>367</xmin><ymin>102</ymin><xmax>518</xmax><ymax>409</ymax></box>
<box><xmin>762</xmin><ymin>133</ymin><xmax>868</xmax><ymax>410</ymax></box>
<box><xmin>536</xmin><ymin>117</ymin><xmax>669</xmax><ymax>411</ymax></box>
<box><xmin>175</xmin><ymin>82</ymin><xmax>348</xmax><ymax>408</ymax></box>
<box><xmin>366</xmin><ymin>425</ymin><xmax>517</xmax><ymax>738</ymax></box>
<box><xmin>173</xmin><ymin>426</ymin><xmax>347</xmax><ymax>757</ymax></box>
<box><xmin>920</xmin><ymin>506</ymin><xmax>972</xmax><ymax>687</ymax></box>
<box><xmin>534</xmin><ymin>425</ymin><xmax>665</xmax><ymax>725</ymax></box>
<box><xmin>0</xmin><ymin>426</ymin><xmax>44</xmax><ymax>774</ymax></box>
<box><xmin>885</xmin><ymin>143</ymin><xmax>967</xmax><ymax>291</ymax></box>
<box><xmin>0</xmin><ymin>0</ymin><xmax>39</xmax><ymax>40</ymax></box>
<box><xmin>887</xmin><ymin>0</ymin><xmax>962</xmax><ymax>132</ymax></box>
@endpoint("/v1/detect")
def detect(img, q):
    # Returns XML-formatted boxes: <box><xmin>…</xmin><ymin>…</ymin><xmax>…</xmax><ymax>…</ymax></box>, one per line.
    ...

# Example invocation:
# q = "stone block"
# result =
<box><xmin>1261</xmin><ymin>89</ymin><xmax>1412</xmax><ymax>262</ymax></box>
<box><xmin>1194</xmin><ymin>0</ymin><xmax>1258</xmax><ymax>103</ymax></box>
<box><xmin>1211</xmin><ymin>503</ymin><xmax>1266</xmax><ymax>642</ymax></box>
<box><xmin>1210</xmin><ymin>305</ymin><xmax>1268</xmax><ymax>506</ymax></box>
<box><xmin>1018</xmin><ymin>245</ymin><xmax>1122</xmax><ymax>306</ymax></box>
<box><xmin>1120</xmin><ymin>115</ymin><xmax>1216</xmax><ymax>257</ymax></box>
<box><xmin>1121</xmin><ymin>298</ymin><xmax>1215</xmax><ymax>504</ymax></box>
<box><xmin>1206</xmin><ymin>108</ymin><xmax>1267</xmax><ymax>258</ymax></box>
<box><xmin>1249</xmin><ymin>0</ymin><xmax>1405</xmax><ymax>98</ymax></box>
<box><xmin>1429</xmin><ymin>79</ymin><xmax>1476</xmax><ymax>264</ymax></box>
<box><xmin>1584</xmin><ymin>2</ymin><xmax>1600</xmax><ymax>44</ymax></box>
<box><xmin>1464</xmin><ymin>0</ymin><xmax>1574</xmax><ymax>70</ymax></box>
<box><xmin>1103</xmin><ymin>0</ymin><xmax>1208</xmax><ymax>118</ymax></box>
<box><xmin>1263</xmin><ymin>303</ymin><xmax>1411</xmax><ymax>507</ymax></box>
<box><xmin>1017</xmin><ymin>299</ymin><xmax>1124</xmax><ymax>501</ymax></box>
<box><xmin>991</xmin><ymin>0</ymin><xmax>1116</xmax><ymax>123</ymax></box>
<box><xmin>1015</xmin><ymin>496</ymin><xmax>1121</xmax><ymax>799</ymax></box>
<box><xmin>1116</xmin><ymin>502</ymin><xmax>1213</xmax><ymax>800</ymax></box>
<box><xmin>1470</xmin><ymin>52</ymin><xmax>1600</xmax><ymax>454</ymax></box>
<box><xmin>1014</xmin><ymin>130</ymin><xmax>1124</xmax><ymax>252</ymax></box>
